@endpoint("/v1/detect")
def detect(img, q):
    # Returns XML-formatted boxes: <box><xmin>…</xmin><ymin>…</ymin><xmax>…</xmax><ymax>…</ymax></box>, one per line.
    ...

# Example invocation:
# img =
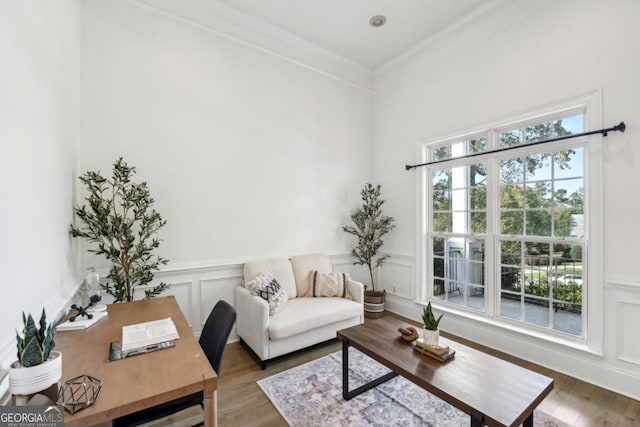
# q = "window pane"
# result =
<box><xmin>434</xmin><ymin>279</ymin><xmax>445</xmax><ymax>298</ymax></box>
<box><xmin>432</xmin><ymin>136</ymin><xmax>487</xmax><ymax>161</ymax></box>
<box><xmin>501</xmin><ymin>211</ymin><xmax>523</xmax><ymax>235</ymax></box>
<box><xmin>525</xmin><ymin>122</ymin><xmax>553</xmax><ymax>143</ymax></box>
<box><xmin>470</xmin><ymin>212</ymin><xmax>486</xmax><ymax>234</ymax></box>
<box><xmin>433</xmin><ymin>146</ymin><xmax>451</xmax><ymax>162</ymax></box>
<box><xmin>468</xmin><ymin>137</ymin><xmax>487</xmax><ymax>154</ymax></box>
<box><xmin>433</xmin><ymin>213</ymin><xmax>452</xmax><ymax>232</ymax></box>
<box><xmin>524</xmin><ymin>299</ymin><xmax>549</xmax><ymax>327</ymax></box>
<box><xmin>500</xmin><ymin>158</ymin><xmax>524</xmax><ymax>183</ymax></box>
<box><xmin>500</xmin><ymin>294</ymin><xmax>520</xmax><ymax>320</ymax></box>
<box><xmin>469</xmin><ymin>187</ymin><xmax>486</xmax><ymax>210</ymax></box>
<box><xmin>554</xmin><ymin>147</ymin><xmax>583</xmax><ymax>180</ymax></box>
<box><xmin>500</xmin><ymin>129</ymin><xmax>523</xmax><ymax>148</ymax></box>
<box><xmin>430</xmin><ymin>237</ymin><xmax>485</xmax><ymax>312</ymax></box>
<box><xmin>525</xmin><ymin>182</ymin><xmax>552</xmax><ymax>208</ymax></box>
<box><xmin>426</xmin><ymin>111</ymin><xmax>586</xmax><ymax>338</ymax></box>
<box><xmin>501</xmin><ymin>184</ymin><xmax>524</xmax><ymax>209</ymax></box>
<box><xmin>526</xmin><ymin>210</ymin><xmax>552</xmax><ymax>236</ymax></box>
<box><xmin>526</xmin><ymin>155</ymin><xmax>552</xmax><ymax>181</ymax></box>
<box><xmin>555</xmin><ymin>178</ymin><xmax>583</xmax><ymax>206</ymax></box>
<box><xmin>499</xmin><ymin>114</ymin><xmax>584</xmax><ymax>149</ymax></box>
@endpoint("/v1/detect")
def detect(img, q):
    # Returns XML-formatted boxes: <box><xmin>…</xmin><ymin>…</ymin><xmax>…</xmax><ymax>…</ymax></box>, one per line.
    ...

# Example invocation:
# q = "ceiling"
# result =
<box><xmin>214</xmin><ymin>0</ymin><xmax>490</xmax><ymax>69</ymax></box>
<box><xmin>148</xmin><ymin>0</ymin><xmax>492</xmax><ymax>71</ymax></box>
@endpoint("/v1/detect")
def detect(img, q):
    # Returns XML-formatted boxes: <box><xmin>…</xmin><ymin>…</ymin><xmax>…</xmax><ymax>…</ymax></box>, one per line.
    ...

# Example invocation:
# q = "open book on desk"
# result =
<box><xmin>121</xmin><ymin>317</ymin><xmax>180</xmax><ymax>351</ymax></box>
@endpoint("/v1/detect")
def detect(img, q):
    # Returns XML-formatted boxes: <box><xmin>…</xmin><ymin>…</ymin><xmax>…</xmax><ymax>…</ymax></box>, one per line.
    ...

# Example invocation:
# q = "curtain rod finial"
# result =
<box><xmin>405</xmin><ymin>165</ymin><xmax>413</xmax><ymax>171</ymax></box>
<box><xmin>616</xmin><ymin>121</ymin><xmax>626</xmax><ymax>133</ymax></box>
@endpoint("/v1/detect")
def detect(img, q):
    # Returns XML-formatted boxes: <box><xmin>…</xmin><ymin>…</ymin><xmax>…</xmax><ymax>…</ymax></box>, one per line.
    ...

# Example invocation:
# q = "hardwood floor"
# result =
<box><xmin>148</xmin><ymin>312</ymin><xmax>640</xmax><ymax>427</ymax></box>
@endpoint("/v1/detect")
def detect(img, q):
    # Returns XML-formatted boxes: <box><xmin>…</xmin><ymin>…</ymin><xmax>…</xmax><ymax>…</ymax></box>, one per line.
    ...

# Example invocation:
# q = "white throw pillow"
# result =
<box><xmin>245</xmin><ymin>272</ymin><xmax>288</xmax><ymax>315</ymax></box>
<box><xmin>305</xmin><ymin>271</ymin><xmax>352</xmax><ymax>299</ymax></box>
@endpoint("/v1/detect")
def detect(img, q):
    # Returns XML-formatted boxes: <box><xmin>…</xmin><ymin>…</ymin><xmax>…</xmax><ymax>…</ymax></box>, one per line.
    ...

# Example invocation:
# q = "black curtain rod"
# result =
<box><xmin>405</xmin><ymin>121</ymin><xmax>626</xmax><ymax>171</ymax></box>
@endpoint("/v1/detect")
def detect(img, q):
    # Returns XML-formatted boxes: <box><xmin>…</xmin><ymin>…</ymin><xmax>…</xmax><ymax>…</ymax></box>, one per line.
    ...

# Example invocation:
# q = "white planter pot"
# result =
<box><xmin>9</xmin><ymin>351</ymin><xmax>62</xmax><ymax>396</ymax></box>
<box><xmin>423</xmin><ymin>329</ymin><xmax>439</xmax><ymax>346</ymax></box>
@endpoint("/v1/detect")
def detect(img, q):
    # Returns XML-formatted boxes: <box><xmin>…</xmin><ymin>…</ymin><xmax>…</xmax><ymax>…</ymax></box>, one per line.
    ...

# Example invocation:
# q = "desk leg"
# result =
<box><xmin>342</xmin><ymin>338</ymin><xmax>397</xmax><ymax>401</ymax></box>
<box><xmin>523</xmin><ymin>413</ymin><xmax>533</xmax><ymax>427</ymax></box>
<box><xmin>471</xmin><ymin>409</ymin><xmax>483</xmax><ymax>427</ymax></box>
<box><xmin>203</xmin><ymin>388</ymin><xmax>217</xmax><ymax>427</ymax></box>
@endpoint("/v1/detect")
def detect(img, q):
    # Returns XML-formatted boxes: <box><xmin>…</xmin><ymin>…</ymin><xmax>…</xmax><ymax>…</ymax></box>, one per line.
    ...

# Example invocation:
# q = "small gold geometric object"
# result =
<box><xmin>57</xmin><ymin>374</ymin><xmax>102</xmax><ymax>414</ymax></box>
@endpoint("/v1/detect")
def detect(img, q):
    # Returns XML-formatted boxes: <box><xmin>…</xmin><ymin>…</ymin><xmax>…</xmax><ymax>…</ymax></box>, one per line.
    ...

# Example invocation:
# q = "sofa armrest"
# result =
<box><xmin>347</xmin><ymin>278</ymin><xmax>365</xmax><ymax>304</ymax></box>
<box><xmin>235</xmin><ymin>286</ymin><xmax>270</xmax><ymax>361</ymax></box>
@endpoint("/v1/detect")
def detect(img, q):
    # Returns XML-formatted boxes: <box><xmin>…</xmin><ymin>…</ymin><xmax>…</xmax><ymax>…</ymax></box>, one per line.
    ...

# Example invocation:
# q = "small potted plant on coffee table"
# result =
<box><xmin>422</xmin><ymin>302</ymin><xmax>443</xmax><ymax>346</ymax></box>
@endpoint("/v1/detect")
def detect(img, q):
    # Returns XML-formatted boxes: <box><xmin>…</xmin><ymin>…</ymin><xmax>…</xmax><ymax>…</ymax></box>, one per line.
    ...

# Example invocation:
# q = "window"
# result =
<box><xmin>421</xmin><ymin>107</ymin><xmax>593</xmax><ymax>342</ymax></box>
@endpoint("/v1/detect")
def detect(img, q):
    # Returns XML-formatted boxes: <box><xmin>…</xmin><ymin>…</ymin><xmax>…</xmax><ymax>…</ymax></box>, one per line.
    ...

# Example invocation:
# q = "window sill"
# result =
<box><xmin>428</xmin><ymin>301</ymin><xmax>604</xmax><ymax>358</ymax></box>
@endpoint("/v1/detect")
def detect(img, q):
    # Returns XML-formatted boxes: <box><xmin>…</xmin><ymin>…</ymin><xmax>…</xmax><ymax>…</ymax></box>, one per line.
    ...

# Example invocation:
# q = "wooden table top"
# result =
<box><xmin>55</xmin><ymin>296</ymin><xmax>217</xmax><ymax>427</ymax></box>
<box><xmin>337</xmin><ymin>316</ymin><xmax>553</xmax><ymax>427</ymax></box>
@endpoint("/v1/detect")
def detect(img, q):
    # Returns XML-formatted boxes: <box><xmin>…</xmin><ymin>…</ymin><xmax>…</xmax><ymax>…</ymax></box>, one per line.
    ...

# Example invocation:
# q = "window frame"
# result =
<box><xmin>417</xmin><ymin>92</ymin><xmax>603</xmax><ymax>354</ymax></box>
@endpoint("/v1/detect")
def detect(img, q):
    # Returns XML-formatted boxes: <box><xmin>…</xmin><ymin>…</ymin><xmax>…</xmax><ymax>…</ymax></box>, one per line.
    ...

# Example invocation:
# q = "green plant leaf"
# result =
<box><xmin>20</xmin><ymin>336</ymin><xmax>43</xmax><ymax>367</ymax></box>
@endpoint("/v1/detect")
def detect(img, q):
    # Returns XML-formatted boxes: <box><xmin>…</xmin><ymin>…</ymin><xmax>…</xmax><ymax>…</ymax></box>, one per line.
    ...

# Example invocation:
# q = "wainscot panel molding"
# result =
<box><xmin>93</xmin><ymin>254</ymin><xmax>356</xmax><ymax>342</ymax></box>
<box><xmin>617</xmin><ymin>301</ymin><xmax>640</xmax><ymax>366</ymax></box>
<box><xmin>378</xmin><ymin>253</ymin><xmax>415</xmax><ymax>299</ymax></box>
<box><xmin>381</xmin><ymin>253</ymin><xmax>640</xmax><ymax>401</ymax></box>
<box><xmin>200</xmin><ymin>274</ymin><xmax>243</xmax><ymax>342</ymax></box>
<box><xmin>604</xmin><ymin>278</ymin><xmax>640</xmax><ymax>372</ymax></box>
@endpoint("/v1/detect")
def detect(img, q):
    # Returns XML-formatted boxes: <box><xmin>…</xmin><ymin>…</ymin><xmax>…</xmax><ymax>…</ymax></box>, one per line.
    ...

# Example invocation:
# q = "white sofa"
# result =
<box><xmin>235</xmin><ymin>254</ymin><xmax>364</xmax><ymax>369</ymax></box>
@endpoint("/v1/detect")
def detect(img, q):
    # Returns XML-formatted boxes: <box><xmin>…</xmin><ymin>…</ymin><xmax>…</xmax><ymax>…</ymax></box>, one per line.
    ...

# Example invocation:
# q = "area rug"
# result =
<box><xmin>258</xmin><ymin>348</ymin><xmax>566</xmax><ymax>427</ymax></box>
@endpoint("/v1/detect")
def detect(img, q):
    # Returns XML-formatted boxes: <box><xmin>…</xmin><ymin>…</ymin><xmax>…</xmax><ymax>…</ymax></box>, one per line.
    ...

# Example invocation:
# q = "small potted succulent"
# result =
<box><xmin>422</xmin><ymin>302</ymin><xmax>443</xmax><ymax>346</ymax></box>
<box><xmin>9</xmin><ymin>309</ymin><xmax>62</xmax><ymax>397</ymax></box>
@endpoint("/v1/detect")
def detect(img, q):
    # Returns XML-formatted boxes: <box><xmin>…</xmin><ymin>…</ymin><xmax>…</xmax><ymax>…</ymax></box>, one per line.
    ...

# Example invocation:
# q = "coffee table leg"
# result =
<box><xmin>471</xmin><ymin>409</ymin><xmax>483</xmax><ymax>427</ymax></box>
<box><xmin>523</xmin><ymin>413</ymin><xmax>533</xmax><ymax>427</ymax></box>
<box><xmin>341</xmin><ymin>337</ymin><xmax>398</xmax><ymax>401</ymax></box>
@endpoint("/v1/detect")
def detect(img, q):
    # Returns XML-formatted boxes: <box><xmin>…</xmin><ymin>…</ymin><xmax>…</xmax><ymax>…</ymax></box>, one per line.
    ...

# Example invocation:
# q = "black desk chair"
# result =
<box><xmin>112</xmin><ymin>300</ymin><xmax>237</xmax><ymax>427</ymax></box>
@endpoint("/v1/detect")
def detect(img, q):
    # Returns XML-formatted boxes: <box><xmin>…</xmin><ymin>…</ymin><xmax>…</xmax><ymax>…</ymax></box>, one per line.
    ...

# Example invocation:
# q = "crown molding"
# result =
<box><xmin>374</xmin><ymin>0</ymin><xmax>559</xmax><ymax>91</ymax></box>
<box><xmin>131</xmin><ymin>0</ymin><xmax>374</xmax><ymax>92</ymax></box>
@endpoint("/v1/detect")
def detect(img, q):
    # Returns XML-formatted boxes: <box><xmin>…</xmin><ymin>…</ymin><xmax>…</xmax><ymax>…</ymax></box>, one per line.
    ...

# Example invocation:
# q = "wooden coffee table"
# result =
<box><xmin>337</xmin><ymin>316</ymin><xmax>553</xmax><ymax>427</ymax></box>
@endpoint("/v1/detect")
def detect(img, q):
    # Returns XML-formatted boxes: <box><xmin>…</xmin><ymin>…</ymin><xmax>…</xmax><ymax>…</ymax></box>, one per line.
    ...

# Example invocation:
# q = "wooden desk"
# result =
<box><xmin>56</xmin><ymin>296</ymin><xmax>217</xmax><ymax>427</ymax></box>
<box><xmin>337</xmin><ymin>316</ymin><xmax>553</xmax><ymax>427</ymax></box>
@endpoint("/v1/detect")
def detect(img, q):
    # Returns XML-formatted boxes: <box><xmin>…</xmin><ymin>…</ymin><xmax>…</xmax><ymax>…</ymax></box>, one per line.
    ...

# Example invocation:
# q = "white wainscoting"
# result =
<box><xmin>81</xmin><ymin>254</ymin><xmax>359</xmax><ymax>342</ymax></box>
<box><xmin>605</xmin><ymin>279</ymin><xmax>640</xmax><ymax>369</ymax></box>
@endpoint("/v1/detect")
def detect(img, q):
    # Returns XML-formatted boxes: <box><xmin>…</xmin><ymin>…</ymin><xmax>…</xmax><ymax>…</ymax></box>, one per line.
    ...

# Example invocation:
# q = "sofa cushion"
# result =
<box><xmin>268</xmin><ymin>297</ymin><xmax>362</xmax><ymax>340</ymax></box>
<box><xmin>290</xmin><ymin>254</ymin><xmax>332</xmax><ymax>297</ymax></box>
<box><xmin>245</xmin><ymin>272</ymin><xmax>288</xmax><ymax>315</ymax></box>
<box><xmin>244</xmin><ymin>258</ymin><xmax>297</xmax><ymax>299</ymax></box>
<box><xmin>305</xmin><ymin>271</ymin><xmax>352</xmax><ymax>299</ymax></box>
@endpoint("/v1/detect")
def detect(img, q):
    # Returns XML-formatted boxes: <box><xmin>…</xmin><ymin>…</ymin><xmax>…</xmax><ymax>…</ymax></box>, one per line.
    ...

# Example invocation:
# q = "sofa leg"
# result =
<box><xmin>261</xmin><ymin>360</ymin><xmax>267</xmax><ymax>370</ymax></box>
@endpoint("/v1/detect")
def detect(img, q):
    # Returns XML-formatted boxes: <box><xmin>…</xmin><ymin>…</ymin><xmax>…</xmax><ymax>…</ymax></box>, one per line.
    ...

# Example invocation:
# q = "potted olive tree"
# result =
<box><xmin>70</xmin><ymin>157</ymin><xmax>169</xmax><ymax>302</ymax></box>
<box><xmin>9</xmin><ymin>309</ymin><xmax>61</xmax><ymax>401</ymax></box>
<box><xmin>343</xmin><ymin>183</ymin><xmax>395</xmax><ymax>316</ymax></box>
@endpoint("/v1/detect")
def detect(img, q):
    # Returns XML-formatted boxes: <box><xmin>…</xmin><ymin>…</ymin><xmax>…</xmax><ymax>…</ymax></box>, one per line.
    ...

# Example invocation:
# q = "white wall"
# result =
<box><xmin>78</xmin><ymin>0</ymin><xmax>373</xmax><ymax>324</ymax></box>
<box><xmin>374</xmin><ymin>0</ymin><xmax>640</xmax><ymax>400</ymax></box>
<box><xmin>0</xmin><ymin>1</ymin><xmax>82</xmax><ymax>367</ymax></box>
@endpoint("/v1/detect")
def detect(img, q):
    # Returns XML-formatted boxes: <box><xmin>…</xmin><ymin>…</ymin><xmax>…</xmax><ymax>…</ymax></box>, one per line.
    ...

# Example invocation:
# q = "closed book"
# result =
<box><xmin>415</xmin><ymin>340</ymin><xmax>450</xmax><ymax>355</ymax></box>
<box><xmin>56</xmin><ymin>311</ymin><xmax>108</xmax><ymax>331</ymax></box>
<box><xmin>414</xmin><ymin>345</ymin><xmax>456</xmax><ymax>362</ymax></box>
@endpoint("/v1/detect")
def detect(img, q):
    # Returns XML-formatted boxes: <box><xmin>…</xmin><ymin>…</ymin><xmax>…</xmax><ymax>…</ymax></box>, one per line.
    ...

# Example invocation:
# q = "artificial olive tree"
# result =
<box><xmin>71</xmin><ymin>157</ymin><xmax>169</xmax><ymax>302</ymax></box>
<box><xmin>343</xmin><ymin>182</ymin><xmax>395</xmax><ymax>291</ymax></box>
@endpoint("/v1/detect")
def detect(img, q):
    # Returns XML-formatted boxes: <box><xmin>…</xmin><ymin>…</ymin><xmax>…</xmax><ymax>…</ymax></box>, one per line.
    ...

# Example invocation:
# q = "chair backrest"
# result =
<box><xmin>199</xmin><ymin>300</ymin><xmax>236</xmax><ymax>375</ymax></box>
